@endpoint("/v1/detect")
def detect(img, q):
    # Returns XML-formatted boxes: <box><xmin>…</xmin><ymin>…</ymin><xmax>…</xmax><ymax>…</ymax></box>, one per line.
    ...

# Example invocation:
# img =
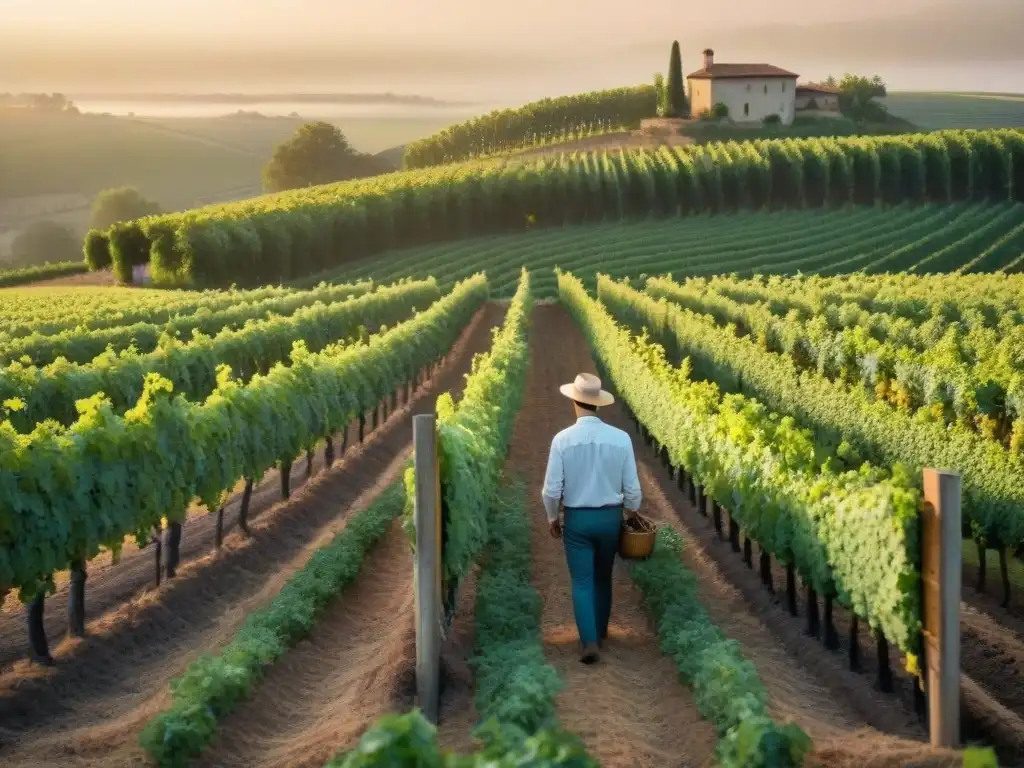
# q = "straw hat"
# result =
<box><xmin>559</xmin><ymin>373</ymin><xmax>615</xmax><ymax>407</ymax></box>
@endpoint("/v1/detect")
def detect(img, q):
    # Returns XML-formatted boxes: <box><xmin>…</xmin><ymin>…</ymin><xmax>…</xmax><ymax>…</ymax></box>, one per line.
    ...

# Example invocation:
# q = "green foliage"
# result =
<box><xmin>0</xmin><ymin>275</ymin><xmax>486</xmax><ymax>602</ymax></box>
<box><xmin>403</xmin><ymin>271</ymin><xmax>531</xmax><ymax>616</ymax></box>
<box><xmin>711</xmin><ymin>102</ymin><xmax>730</xmax><ymax>119</ymax></box>
<box><xmin>962</xmin><ymin>745</ymin><xmax>1000</xmax><ymax>767</ymax></box>
<box><xmin>9</xmin><ymin>220</ymin><xmax>81</xmax><ymax>268</ymax></box>
<box><xmin>630</xmin><ymin>527</ymin><xmax>812</xmax><ymax>767</ymax></box>
<box><xmin>0</xmin><ymin>279</ymin><xmax>437</xmax><ymax>431</ymax></box>
<box><xmin>471</xmin><ymin>481</ymin><xmax>562</xmax><ymax>736</ymax></box>
<box><xmin>86</xmin><ymin>128</ymin><xmax>1024</xmax><ymax>288</ymax></box>
<box><xmin>89</xmin><ymin>186</ymin><xmax>161</xmax><ymax>231</ymax></box>
<box><xmin>262</xmin><ymin>121</ymin><xmax>384</xmax><ymax>193</ymax></box>
<box><xmin>0</xmin><ymin>260</ymin><xmax>87</xmax><ymax>288</ymax></box>
<box><xmin>653</xmin><ymin>73</ymin><xmax>668</xmax><ymax>117</ymax></box>
<box><xmin>828</xmin><ymin>74</ymin><xmax>889</xmax><ymax>123</ymax></box>
<box><xmin>138</xmin><ymin>481</ymin><xmax>407</xmax><ymax>767</ymax></box>
<box><xmin>644</xmin><ymin>266</ymin><xmax>1024</xmax><ymax>455</ymax></box>
<box><xmin>299</xmin><ymin>202</ymin><xmax>1024</xmax><ymax>302</ymax></box>
<box><xmin>0</xmin><ymin>279</ymin><xmax>373</xmax><ymax>368</ymax></box>
<box><xmin>0</xmin><ymin>283</ymin><xmax>296</xmax><ymax>343</ymax></box>
<box><xmin>561</xmin><ymin>272</ymin><xmax>923</xmax><ymax>657</ymax></box>
<box><xmin>665</xmin><ymin>41</ymin><xmax>688</xmax><ymax>118</ymax></box>
<box><xmin>82</xmin><ymin>229</ymin><xmax>111</xmax><ymax>270</ymax></box>
<box><xmin>604</xmin><ymin>272</ymin><xmax>1024</xmax><ymax>550</ymax></box>
<box><xmin>403</xmin><ymin>86</ymin><xmax>658</xmax><ymax>168</ymax></box>
<box><xmin>326</xmin><ymin>711</ymin><xmax>597</xmax><ymax>767</ymax></box>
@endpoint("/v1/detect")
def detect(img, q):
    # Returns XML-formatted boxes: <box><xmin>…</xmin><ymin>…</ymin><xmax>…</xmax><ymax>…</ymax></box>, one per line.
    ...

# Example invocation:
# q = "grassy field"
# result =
<box><xmin>884</xmin><ymin>92</ymin><xmax>1024</xmax><ymax>130</ymax></box>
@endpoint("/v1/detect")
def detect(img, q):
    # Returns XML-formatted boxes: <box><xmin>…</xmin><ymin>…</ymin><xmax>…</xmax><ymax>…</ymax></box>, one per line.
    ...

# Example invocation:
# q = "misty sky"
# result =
<box><xmin>3</xmin><ymin>0</ymin><xmax>1021</xmax><ymax>100</ymax></box>
<box><xmin>5</xmin><ymin>0</ymin><xmax>942</xmax><ymax>44</ymax></box>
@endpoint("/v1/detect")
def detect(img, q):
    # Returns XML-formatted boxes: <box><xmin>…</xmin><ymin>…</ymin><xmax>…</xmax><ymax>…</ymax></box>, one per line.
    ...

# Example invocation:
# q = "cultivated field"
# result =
<box><xmin>885</xmin><ymin>92</ymin><xmax>1024</xmax><ymax>130</ymax></box>
<box><xmin>4</xmin><ymin>123</ymin><xmax>1024</xmax><ymax>767</ymax></box>
<box><xmin>303</xmin><ymin>201</ymin><xmax>1024</xmax><ymax>298</ymax></box>
<box><xmin>0</xmin><ymin>262</ymin><xmax>1022</xmax><ymax>768</ymax></box>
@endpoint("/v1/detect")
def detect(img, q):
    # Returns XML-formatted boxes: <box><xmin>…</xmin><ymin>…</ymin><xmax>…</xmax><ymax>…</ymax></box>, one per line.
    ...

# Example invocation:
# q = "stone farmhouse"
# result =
<box><xmin>686</xmin><ymin>48</ymin><xmax>840</xmax><ymax>125</ymax></box>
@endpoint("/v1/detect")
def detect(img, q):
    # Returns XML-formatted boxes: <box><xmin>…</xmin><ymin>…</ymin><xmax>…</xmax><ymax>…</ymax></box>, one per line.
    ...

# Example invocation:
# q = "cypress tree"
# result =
<box><xmin>666</xmin><ymin>41</ymin><xmax>688</xmax><ymax>118</ymax></box>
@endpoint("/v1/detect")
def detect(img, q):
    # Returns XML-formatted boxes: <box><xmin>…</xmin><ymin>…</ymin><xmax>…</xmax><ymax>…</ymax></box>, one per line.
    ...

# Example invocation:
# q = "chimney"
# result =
<box><xmin>702</xmin><ymin>48</ymin><xmax>715</xmax><ymax>70</ymax></box>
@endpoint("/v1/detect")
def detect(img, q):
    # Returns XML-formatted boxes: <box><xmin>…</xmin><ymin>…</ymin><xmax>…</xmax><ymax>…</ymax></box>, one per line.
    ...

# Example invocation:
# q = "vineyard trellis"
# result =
<box><xmin>403</xmin><ymin>86</ymin><xmax>658</xmax><ymax>168</ymax></box>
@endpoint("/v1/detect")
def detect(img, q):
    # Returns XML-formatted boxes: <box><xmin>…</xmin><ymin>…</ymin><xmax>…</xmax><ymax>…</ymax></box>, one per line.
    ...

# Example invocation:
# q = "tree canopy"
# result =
<box><xmin>89</xmin><ymin>187</ymin><xmax>162</xmax><ymax>231</ymax></box>
<box><xmin>824</xmin><ymin>74</ymin><xmax>889</xmax><ymax>122</ymax></box>
<box><xmin>262</xmin><ymin>121</ymin><xmax>385</xmax><ymax>193</ymax></box>
<box><xmin>665</xmin><ymin>41</ymin><xmax>689</xmax><ymax>118</ymax></box>
<box><xmin>9</xmin><ymin>221</ymin><xmax>81</xmax><ymax>268</ymax></box>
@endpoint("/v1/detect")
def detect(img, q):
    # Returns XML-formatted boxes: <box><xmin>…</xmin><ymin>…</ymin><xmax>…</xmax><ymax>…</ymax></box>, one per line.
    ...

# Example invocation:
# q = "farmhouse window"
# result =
<box><xmin>744</xmin><ymin>103</ymin><xmax>750</xmax><ymax>116</ymax></box>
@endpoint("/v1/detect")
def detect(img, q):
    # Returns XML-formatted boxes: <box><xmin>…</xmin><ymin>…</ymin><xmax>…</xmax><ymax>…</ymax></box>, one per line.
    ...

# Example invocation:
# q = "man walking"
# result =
<box><xmin>542</xmin><ymin>372</ymin><xmax>642</xmax><ymax>664</ymax></box>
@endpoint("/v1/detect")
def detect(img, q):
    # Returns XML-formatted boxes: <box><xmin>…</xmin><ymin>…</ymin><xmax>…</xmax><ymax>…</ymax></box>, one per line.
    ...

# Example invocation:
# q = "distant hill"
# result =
<box><xmin>374</xmin><ymin>146</ymin><xmax>407</xmax><ymax>171</ymax></box>
<box><xmin>69</xmin><ymin>92</ymin><xmax>473</xmax><ymax>108</ymax></box>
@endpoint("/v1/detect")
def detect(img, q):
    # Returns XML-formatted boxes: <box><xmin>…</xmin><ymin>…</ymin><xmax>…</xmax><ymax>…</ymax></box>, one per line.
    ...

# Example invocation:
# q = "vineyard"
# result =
<box><xmin>5</xmin><ymin>126</ymin><xmax>1024</xmax><ymax>768</ymax></box>
<box><xmin>81</xmin><ymin>128</ymin><xmax>1024</xmax><ymax>289</ymax></box>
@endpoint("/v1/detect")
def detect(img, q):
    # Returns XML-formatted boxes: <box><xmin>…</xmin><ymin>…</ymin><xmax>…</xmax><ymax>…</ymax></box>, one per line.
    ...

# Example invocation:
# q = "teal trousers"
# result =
<box><xmin>563</xmin><ymin>506</ymin><xmax>622</xmax><ymax>646</ymax></box>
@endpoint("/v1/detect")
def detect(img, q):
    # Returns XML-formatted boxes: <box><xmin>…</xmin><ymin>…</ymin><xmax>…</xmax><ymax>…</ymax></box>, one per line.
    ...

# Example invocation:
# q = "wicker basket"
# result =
<box><xmin>618</xmin><ymin>513</ymin><xmax>657</xmax><ymax>560</ymax></box>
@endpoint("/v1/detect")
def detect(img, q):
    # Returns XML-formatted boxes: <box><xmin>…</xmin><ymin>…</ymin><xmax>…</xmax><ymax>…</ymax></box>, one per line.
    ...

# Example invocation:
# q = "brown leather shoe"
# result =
<box><xmin>580</xmin><ymin>643</ymin><xmax>600</xmax><ymax>664</ymax></box>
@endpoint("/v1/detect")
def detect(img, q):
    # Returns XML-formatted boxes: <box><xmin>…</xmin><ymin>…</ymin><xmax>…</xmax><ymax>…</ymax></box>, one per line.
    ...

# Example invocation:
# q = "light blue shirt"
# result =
<box><xmin>541</xmin><ymin>416</ymin><xmax>642</xmax><ymax>523</ymax></box>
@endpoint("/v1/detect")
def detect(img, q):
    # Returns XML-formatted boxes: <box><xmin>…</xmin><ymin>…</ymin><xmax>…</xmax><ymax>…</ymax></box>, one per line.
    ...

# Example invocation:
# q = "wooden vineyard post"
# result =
<box><xmin>921</xmin><ymin>468</ymin><xmax>962</xmax><ymax>748</ymax></box>
<box><xmin>413</xmin><ymin>414</ymin><xmax>442</xmax><ymax>724</ymax></box>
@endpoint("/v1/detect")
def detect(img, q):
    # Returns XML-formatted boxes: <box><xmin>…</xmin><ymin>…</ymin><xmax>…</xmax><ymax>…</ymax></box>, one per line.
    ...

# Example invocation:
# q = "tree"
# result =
<box><xmin>262</xmin><ymin>121</ymin><xmax>386</xmax><ymax>193</ymax></box>
<box><xmin>9</xmin><ymin>221</ymin><xmax>81</xmax><ymax>267</ymax></box>
<box><xmin>89</xmin><ymin>187</ymin><xmax>162</xmax><ymax>231</ymax></box>
<box><xmin>653</xmin><ymin>73</ymin><xmax>668</xmax><ymax>117</ymax></box>
<box><xmin>665</xmin><ymin>41</ymin><xmax>689</xmax><ymax>118</ymax></box>
<box><xmin>825</xmin><ymin>73</ymin><xmax>889</xmax><ymax>122</ymax></box>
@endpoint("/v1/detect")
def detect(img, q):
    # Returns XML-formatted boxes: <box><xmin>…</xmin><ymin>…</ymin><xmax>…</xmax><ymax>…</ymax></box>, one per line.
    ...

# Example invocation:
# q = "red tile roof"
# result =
<box><xmin>687</xmin><ymin>63</ymin><xmax>799</xmax><ymax>80</ymax></box>
<box><xmin>797</xmin><ymin>82</ymin><xmax>841</xmax><ymax>94</ymax></box>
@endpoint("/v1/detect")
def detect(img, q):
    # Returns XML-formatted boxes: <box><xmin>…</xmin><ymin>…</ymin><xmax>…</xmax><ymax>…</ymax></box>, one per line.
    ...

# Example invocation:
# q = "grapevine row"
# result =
<box><xmin>0</xmin><ymin>283</ymin><xmax>296</xmax><ymax>341</ymax></box>
<box><xmin>309</xmin><ymin>201</ymin><xmax>1023</xmax><ymax>301</ymax></box>
<box><xmin>404</xmin><ymin>269</ymin><xmax>532</xmax><ymax>614</ymax></box>
<box><xmin>0</xmin><ymin>279</ymin><xmax>440</xmax><ymax>432</ymax></box>
<box><xmin>403</xmin><ymin>85</ymin><xmax>657</xmax><ymax>168</ymax></box>
<box><xmin>0</xmin><ymin>275</ymin><xmax>488</xmax><ymax>602</ymax></box>
<box><xmin>645</xmin><ymin>275</ymin><xmax>1024</xmax><ymax>453</ymax></box>
<box><xmin>140</xmin><ymin>482</ymin><xmax>408</xmax><ymax>767</ymax></box>
<box><xmin>698</xmin><ymin>272</ymin><xmax>1024</xmax><ymax>337</ymax></box>
<box><xmin>559</xmin><ymin>270</ymin><xmax>923</xmax><ymax>659</ymax></box>
<box><xmin>85</xmin><ymin>129</ymin><xmax>1024</xmax><ymax>288</ymax></box>
<box><xmin>595</xmin><ymin>276</ymin><xmax>1024</xmax><ymax>568</ymax></box>
<box><xmin>1</xmin><ymin>278</ymin><xmax>373</xmax><ymax>367</ymax></box>
<box><xmin>0</xmin><ymin>261</ymin><xmax>88</xmax><ymax>288</ymax></box>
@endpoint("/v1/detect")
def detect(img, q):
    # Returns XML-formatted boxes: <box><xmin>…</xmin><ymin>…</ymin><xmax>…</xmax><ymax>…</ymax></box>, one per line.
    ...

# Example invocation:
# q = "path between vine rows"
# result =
<box><xmin>506</xmin><ymin>305</ymin><xmax>958</xmax><ymax>768</ymax></box>
<box><xmin>507</xmin><ymin>304</ymin><xmax>717</xmax><ymax>768</ymax></box>
<box><xmin>0</xmin><ymin>303</ymin><xmax>505</xmax><ymax>768</ymax></box>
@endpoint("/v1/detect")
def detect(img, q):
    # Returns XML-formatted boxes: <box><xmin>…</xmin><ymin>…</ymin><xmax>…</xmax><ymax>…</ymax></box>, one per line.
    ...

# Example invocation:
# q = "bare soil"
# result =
<box><xmin>195</xmin><ymin>520</ymin><xmax>418</xmax><ymax>768</ymax></box>
<box><xmin>0</xmin><ymin>303</ymin><xmax>504</xmax><ymax>767</ymax></box>
<box><xmin>510</xmin><ymin>305</ymin><xmax>717</xmax><ymax>768</ymax></box>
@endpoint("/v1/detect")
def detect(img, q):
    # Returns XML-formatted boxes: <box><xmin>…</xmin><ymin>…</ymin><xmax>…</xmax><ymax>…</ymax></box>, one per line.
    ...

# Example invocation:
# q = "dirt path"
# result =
<box><xmin>508</xmin><ymin>304</ymin><xmax>718</xmax><ymax>768</ymax></box>
<box><xmin>0</xmin><ymin>304</ymin><xmax>505</xmax><ymax>767</ymax></box>
<box><xmin>196</xmin><ymin>520</ymin><xmax>417</xmax><ymax>768</ymax></box>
